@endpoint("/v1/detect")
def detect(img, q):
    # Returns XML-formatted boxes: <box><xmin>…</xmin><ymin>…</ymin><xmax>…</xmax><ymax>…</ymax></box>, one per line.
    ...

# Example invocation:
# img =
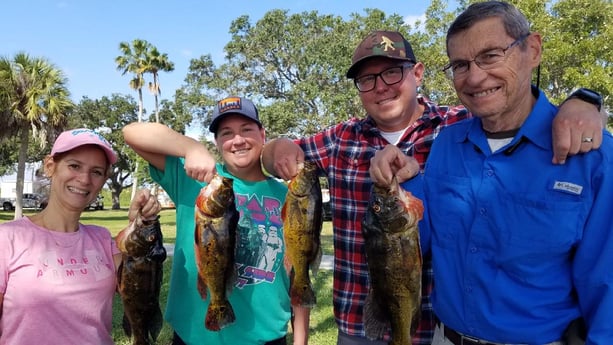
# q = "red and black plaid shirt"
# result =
<box><xmin>297</xmin><ymin>95</ymin><xmax>469</xmax><ymax>344</ymax></box>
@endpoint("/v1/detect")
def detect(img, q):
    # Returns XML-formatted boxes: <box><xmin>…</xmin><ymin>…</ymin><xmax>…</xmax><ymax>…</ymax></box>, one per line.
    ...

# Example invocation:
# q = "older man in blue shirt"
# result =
<box><xmin>369</xmin><ymin>1</ymin><xmax>612</xmax><ymax>344</ymax></box>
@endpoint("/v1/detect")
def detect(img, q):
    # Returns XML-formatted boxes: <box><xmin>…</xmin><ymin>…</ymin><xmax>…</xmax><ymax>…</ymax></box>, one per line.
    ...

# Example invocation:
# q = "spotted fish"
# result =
<box><xmin>362</xmin><ymin>178</ymin><xmax>423</xmax><ymax>345</ymax></box>
<box><xmin>116</xmin><ymin>213</ymin><xmax>167</xmax><ymax>345</ymax></box>
<box><xmin>281</xmin><ymin>161</ymin><xmax>323</xmax><ymax>307</ymax></box>
<box><xmin>194</xmin><ymin>174</ymin><xmax>239</xmax><ymax>331</ymax></box>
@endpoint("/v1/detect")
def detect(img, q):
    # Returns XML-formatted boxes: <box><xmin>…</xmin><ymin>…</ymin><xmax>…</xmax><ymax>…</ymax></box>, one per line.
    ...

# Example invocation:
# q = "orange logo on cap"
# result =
<box><xmin>218</xmin><ymin>97</ymin><xmax>242</xmax><ymax>113</ymax></box>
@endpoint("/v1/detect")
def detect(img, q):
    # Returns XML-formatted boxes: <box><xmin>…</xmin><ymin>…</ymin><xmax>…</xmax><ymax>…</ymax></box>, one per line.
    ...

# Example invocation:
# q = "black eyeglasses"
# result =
<box><xmin>354</xmin><ymin>64</ymin><xmax>415</xmax><ymax>92</ymax></box>
<box><xmin>443</xmin><ymin>34</ymin><xmax>530</xmax><ymax>79</ymax></box>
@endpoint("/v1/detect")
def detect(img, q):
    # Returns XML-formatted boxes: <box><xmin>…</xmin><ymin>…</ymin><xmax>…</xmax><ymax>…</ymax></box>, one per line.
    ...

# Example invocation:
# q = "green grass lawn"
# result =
<box><xmin>0</xmin><ymin>209</ymin><xmax>337</xmax><ymax>345</ymax></box>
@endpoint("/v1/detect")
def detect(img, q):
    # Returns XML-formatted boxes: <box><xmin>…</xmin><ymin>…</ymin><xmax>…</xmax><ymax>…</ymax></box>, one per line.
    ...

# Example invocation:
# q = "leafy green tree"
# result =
<box><xmin>0</xmin><ymin>52</ymin><xmax>72</xmax><ymax>219</ymax></box>
<box><xmin>176</xmin><ymin>2</ymin><xmax>609</xmax><ymax>142</ymax></box>
<box><xmin>0</xmin><ymin>137</ymin><xmax>18</xmax><ymax>176</ymax></box>
<box><xmin>69</xmin><ymin>94</ymin><xmax>140</xmax><ymax>209</ymax></box>
<box><xmin>492</xmin><ymin>0</ymin><xmax>612</xmax><ymax>107</ymax></box>
<box><xmin>411</xmin><ymin>0</ymin><xmax>461</xmax><ymax>106</ymax></box>
<box><xmin>179</xmin><ymin>9</ymin><xmax>409</xmax><ymax>139</ymax></box>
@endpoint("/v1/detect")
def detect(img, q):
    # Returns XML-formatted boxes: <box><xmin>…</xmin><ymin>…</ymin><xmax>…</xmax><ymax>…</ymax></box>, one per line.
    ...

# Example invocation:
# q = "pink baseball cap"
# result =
<box><xmin>51</xmin><ymin>128</ymin><xmax>117</xmax><ymax>164</ymax></box>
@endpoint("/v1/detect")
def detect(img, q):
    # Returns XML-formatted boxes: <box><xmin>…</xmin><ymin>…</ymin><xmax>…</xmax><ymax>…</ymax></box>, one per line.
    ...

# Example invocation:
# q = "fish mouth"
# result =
<box><xmin>202</xmin><ymin>175</ymin><xmax>224</xmax><ymax>199</ymax></box>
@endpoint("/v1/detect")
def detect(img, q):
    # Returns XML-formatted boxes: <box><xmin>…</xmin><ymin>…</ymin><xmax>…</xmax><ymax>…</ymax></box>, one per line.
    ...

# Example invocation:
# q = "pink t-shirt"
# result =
<box><xmin>0</xmin><ymin>217</ymin><xmax>120</xmax><ymax>345</ymax></box>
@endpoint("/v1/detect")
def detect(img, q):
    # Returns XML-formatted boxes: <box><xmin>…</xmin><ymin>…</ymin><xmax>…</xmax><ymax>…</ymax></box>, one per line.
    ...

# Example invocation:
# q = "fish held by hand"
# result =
<box><xmin>116</xmin><ymin>213</ymin><xmax>166</xmax><ymax>345</ymax></box>
<box><xmin>362</xmin><ymin>178</ymin><xmax>423</xmax><ymax>345</ymax></box>
<box><xmin>194</xmin><ymin>174</ymin><xmax>239</xmax><ymax>331</ymax></box>
<box><xmin>282</xmin><ymin>161</ymin><xmax>323</xmax><ymax>308</ymax></box>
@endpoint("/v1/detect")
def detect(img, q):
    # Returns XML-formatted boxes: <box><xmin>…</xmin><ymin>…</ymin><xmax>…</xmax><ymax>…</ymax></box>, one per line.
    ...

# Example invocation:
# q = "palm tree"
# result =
<box><xmin>115</xmin><ymin>39</ymin><xmax>154</xmax><ymax>200</ymax></box>
<box><xmin>115</xmin><ymin>39</ymin><xmax>152</xmax><ymax>123</ymax></box>
<box><xmin>115</xmin><ymin>39</ymin><xmax>175</xmax><ymax>200</ymax></box>
<box><xmin>0</xmin><ymin>52</ymin><xmax>73</xmax><ymax>219</ymax></box>
<box><xmin>146</xmin><ymin>47</ymin><xmax>175</xmax><ymax>123</ymax></box>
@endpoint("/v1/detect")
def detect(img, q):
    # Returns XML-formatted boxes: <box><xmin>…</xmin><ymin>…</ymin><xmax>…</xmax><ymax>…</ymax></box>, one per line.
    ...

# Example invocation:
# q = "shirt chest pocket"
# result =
<box><xmin>489</xmin><ymin>193</ymin><xmax>584</xmax><ymax>283</ymax></box>
<box><xmin>336</xmin><ymin>148</ymin><xmax>374</xmax><ymax>185</ymax></box>
<box><xmin>338</xmin><ymin>148</ymin><xmax>372</xmax><ymax>169</ymax></box>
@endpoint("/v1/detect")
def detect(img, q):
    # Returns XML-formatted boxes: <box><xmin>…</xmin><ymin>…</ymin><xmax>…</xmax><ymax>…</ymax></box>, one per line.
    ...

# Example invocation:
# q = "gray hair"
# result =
<box><xmin>446</xmin><ymin>1</ymin><xmax>531</xmax><ymax>49</ymax></box>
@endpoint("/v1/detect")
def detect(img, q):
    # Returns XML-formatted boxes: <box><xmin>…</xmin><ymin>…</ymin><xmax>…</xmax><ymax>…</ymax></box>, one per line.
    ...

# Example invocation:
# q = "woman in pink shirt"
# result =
<box><xmin>0</xmin><ymin>128</ymin><xmax>160</xmax><ymax>345</ymax></box>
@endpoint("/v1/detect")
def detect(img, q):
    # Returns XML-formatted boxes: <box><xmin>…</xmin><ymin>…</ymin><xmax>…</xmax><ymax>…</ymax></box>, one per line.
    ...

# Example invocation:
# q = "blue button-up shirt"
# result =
<box><xmin>403</xmin><ymin>90</ymin><xmax>613</xmax><ymax>344</ymax></box>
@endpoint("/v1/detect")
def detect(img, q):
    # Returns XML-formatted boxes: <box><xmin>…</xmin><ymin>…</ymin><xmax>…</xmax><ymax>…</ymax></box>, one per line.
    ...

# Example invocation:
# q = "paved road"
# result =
<box><xmin>163</xmin><ymin>243</ymin><xmax>334</xmax><ymax>270</ymax></box>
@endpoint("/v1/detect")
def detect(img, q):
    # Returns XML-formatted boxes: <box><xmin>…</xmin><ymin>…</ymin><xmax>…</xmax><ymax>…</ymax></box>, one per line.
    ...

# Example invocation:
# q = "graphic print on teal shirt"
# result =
<box><xmin>234</xmin><ymin>192</ymin><xmax>284</xmax><ymax>288</ymax></box>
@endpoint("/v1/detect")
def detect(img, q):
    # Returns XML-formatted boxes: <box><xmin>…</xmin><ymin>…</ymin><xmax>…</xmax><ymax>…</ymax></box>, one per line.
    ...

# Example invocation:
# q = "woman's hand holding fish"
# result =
<box><xmin>369</xmin><ymin>145</ymin><xmax>420</xmax><ymax>187</ymax></box>
<box><xmin>128</xmin><ymin>189</ymin><xmax>162</xmax><ymax>222</ymax></box>
<box><xmin>184</xmin><ymin>146</ymin><xmax>217</xmax><ymax>182</ymax></box>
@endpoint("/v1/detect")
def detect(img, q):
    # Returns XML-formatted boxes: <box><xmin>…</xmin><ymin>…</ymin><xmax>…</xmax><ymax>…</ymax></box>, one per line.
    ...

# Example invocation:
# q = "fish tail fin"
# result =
<box><xmin>205</xmin><ymin>300</ymin><xmax>236</xmax><ymax>331</ymax></box>
<box><xmin>363</xmin><ymin>290</ymin><xmax>389</xmax><ymax>341</ymax></box>
<box><xmin>122</xmin><ymin>312</ymin><xmax>132</xmax><ymax>337</ymax></box>
<box><xmin>148</xmin><ymin>307</ymin><xmax>164</xmax><ymax>341</ymax></box>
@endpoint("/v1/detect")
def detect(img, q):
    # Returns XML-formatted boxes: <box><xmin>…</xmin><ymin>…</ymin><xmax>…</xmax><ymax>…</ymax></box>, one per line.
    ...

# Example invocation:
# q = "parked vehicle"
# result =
<box><xmin>1</xmin><ymin>198</ymin><xmax>12</xmax><ymax>211</ymax></box>
<box><xmin>1</xmin><ymin>193</ymin><xmax>44</xmax><ymax>211</ymax></box>
<box><xmin>85</xmin><ymin>195</ymin><xmax>104</xmax><ymax>210</ymax></box>
<box><xmin>39</xmin><ymin>194</ymin><xmax>104</xmax><ymax>211</ymax></box>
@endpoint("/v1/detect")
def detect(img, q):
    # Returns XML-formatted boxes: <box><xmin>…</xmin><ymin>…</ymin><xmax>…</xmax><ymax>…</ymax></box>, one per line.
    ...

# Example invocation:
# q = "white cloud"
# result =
<box><xmin>404</xmin><ymin>14</ymin><xmax>427</xmax><ymax>32</ymax></box>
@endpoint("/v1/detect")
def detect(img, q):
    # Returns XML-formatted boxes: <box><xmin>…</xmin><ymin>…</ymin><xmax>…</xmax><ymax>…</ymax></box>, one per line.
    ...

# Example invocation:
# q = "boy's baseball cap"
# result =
<box><xmin>209</xmin><ymin>96</ymin><xmax>262</xmax><ymax>133</ymax></box>
<box><xmin>51</xmin><ymin>128</ymin><xmax>117</xmax><ymax>164</ymax></box>
<box><xmin>346</xmin><ymin>30</ymin><xmax>417</xmax><ymax>78</ymax></box>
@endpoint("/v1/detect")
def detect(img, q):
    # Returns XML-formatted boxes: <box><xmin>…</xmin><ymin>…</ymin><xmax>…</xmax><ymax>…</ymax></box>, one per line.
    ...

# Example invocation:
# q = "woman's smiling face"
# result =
<box><xmin>46</xmin><ymin>145</ymin><xmax>108</xmax><ymax>211</ymax></box>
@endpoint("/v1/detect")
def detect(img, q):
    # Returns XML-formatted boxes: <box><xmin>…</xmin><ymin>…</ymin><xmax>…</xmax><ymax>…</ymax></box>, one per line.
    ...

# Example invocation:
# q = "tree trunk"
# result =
<box><xmin>130</xmin><ymin>88</ymin><xmax>144</xmax><ymax>202</ymax></box>
<box><xmin>14</xmin><ymin>128</ymin><xmax>29</xmax><ymax>219</ymax></box>
<box><xmin>154</xmin><ymin>74</ymin><xmax>160</xmax><ymax>123</ymax></box>
<box><xmin>154</xmin><ymin>92</ymin><xmax>160</xmax><ymax>123</ymax></box>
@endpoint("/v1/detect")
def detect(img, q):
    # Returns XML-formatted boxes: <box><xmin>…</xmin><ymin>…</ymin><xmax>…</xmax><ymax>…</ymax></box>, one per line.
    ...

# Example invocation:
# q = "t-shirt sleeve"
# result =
<box><xmin>150</xmin><ymin>156</ymin><xmax>183</xmax><ymax>203</ymax></box>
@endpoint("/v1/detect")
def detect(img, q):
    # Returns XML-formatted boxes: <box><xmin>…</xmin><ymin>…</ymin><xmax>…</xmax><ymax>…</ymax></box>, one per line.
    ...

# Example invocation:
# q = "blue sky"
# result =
<box><xmin>1</xmin><ymin>1</ymin><xmax>456</xmax><ymax>119</ymax></box>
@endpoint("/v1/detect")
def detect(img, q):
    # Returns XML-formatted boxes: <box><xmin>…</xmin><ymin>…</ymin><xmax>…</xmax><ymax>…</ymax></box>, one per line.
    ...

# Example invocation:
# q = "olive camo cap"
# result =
<box><xmin>346</xmin><ymin>30</ymin><xmax>417</xmax><ymax>78</ymax></box>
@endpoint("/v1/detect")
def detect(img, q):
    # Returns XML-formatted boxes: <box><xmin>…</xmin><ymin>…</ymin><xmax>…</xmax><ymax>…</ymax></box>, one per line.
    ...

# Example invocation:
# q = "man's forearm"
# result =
<box><xmin>261</xmin><ymin>138</ymin><xmax>291</xmax><ymax>177</ymax></box>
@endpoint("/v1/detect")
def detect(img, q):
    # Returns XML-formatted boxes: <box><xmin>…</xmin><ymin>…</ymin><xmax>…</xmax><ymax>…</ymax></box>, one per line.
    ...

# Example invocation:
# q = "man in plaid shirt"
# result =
<box><xmin>262</xmin><ymin>30</ymin><xmax>602</xmax><ymax>345</ymax></box>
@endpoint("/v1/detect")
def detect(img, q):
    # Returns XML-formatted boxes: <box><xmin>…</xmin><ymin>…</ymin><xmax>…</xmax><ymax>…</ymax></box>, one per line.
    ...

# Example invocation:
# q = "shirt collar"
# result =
<box><xmin>457</xmin><ymin>87</ymin><xmax>556</xmax><ymax>152</ymax></box>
